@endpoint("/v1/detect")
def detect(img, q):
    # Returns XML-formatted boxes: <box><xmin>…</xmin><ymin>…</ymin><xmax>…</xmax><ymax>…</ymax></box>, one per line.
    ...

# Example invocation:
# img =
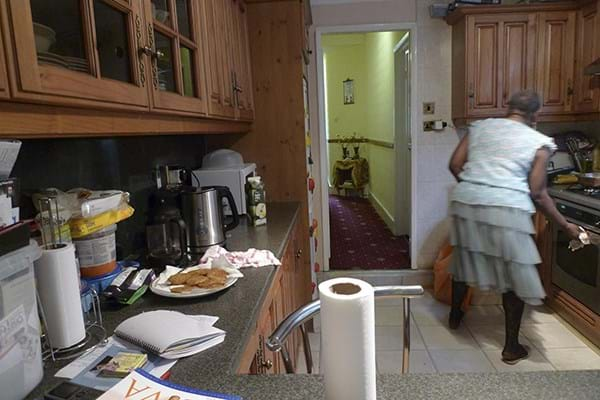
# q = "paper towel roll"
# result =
<box><xmin>34</xmin><ymin>243</ymin><xmax>86</xmax><ymax>349</ymax></box>
<box><xmin>319</xmin><ymin>277</ymin><xmax>376</xmax><ymax>400</ymax></box>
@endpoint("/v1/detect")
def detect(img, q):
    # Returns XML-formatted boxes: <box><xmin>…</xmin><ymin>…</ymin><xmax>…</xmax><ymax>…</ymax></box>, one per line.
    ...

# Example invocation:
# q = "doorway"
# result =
<box><xmin>317</xmin><ymin>26</ymin><xmax>416</xmax><ymax>271</ymax></box>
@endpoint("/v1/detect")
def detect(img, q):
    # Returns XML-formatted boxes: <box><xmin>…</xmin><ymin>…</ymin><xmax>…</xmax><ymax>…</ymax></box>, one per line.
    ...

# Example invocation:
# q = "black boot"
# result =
<box><xmin>449</xmin><ymin>279</ymin><xmax>468</xmax><ymax>330</ymax></box>
<box><xmin>501</xmin><ymin>291</ymin><xmax>529</xmax><ymax>364</ymax></box>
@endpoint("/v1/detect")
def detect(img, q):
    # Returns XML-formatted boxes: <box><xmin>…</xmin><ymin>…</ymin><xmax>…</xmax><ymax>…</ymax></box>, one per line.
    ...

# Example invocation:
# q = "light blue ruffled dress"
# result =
<box><xmin>449</xmin><ymin>118</ymin><xmax>557</xmax><ymax>305</ymax></box>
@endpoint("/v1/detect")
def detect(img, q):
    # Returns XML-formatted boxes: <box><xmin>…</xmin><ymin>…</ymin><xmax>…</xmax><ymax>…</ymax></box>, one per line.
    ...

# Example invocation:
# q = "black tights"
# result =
<box><xmin>451</xmin><ymin>279</ymin><xmax>525</xmax><ymax>354</ymax></box>
<box><xmin>502</xmin><ymin>290</ymin><xmax>526</xmax><ymax>355</ymax></box>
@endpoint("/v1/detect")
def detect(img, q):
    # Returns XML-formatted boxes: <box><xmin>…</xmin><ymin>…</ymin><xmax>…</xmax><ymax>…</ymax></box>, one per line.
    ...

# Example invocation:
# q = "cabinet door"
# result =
<box><xmin>202</xmin><ymin>0</ymin><xmax>235</xmax><ymax>118</ymax></box>
<box><xmin>466</xmin><ymin>16</ymin><xmax>500</xmax><ymax>116</ymax></box>
<box><xmin>536</xmin><ymin>11</ymin><xmax>576</xmax><ymax>114</ymax></box>
<box><xmin>142</xmin><ymin>0</ymin><xmax>207</xmax><ymax>115</ymax></box>
<box><xmin>574</xmin><ymin>3</ymin><xmax>599</xmax><ymax>113</ymax></box>
<box><xmin>231</xmin><ymin>0</ymin><xmax>254</xmax><ymax>120</ymax></box>
<box><xmin>498</xmin><ymin>14</ymin><xmax>537</xmax><ymax>109</ymax></box>
<box><xmin>6</xmin><ymin>0</ymin><xmax>149</xmax><ymax>109</ymax></box>
<box><xmin>0</xmin><ymin>3</ymin><xmax>9</xmax><ymax>99</ymax></box>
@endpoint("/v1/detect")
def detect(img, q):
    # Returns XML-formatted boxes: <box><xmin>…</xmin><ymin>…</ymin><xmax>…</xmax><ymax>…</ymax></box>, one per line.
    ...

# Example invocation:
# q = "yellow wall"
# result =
<box><xmin>323</xmin><ymin>31</ymin><xmax>407</xmax><ymax>229</ymax></box>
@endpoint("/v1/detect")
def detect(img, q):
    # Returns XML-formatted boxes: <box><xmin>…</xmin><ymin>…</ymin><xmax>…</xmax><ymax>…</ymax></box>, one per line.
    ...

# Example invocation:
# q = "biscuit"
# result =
<box><xmin>171</xmin><ymin>285</ymin><xmax>194</xmax><ymax>293</ymax></box>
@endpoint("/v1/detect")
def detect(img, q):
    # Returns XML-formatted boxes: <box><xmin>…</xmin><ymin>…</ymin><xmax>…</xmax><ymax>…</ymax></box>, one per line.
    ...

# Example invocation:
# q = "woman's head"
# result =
<box><xmin>507</xmin><ymin>90</ymin><xmax>541</xmax><ymax>124</ymax></box>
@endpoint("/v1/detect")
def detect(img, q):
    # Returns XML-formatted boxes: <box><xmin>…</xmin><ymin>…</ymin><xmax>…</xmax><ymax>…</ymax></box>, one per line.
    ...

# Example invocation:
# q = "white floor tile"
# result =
<box><xmin>463</xmin><ymin>306</ymin><xmax>504</xmax><ymax>327</ymax></box>
<box><xmin>541</xmin><ymin>348</ymin><xmax>600</xmax><ymax>370</ymax></box>
<box><xmin>419</xmin><ymin>325</ymin><xmax>479</xmax><ymax>350</ymax></box>
<box><xmin>521</xmin><ymin>322</ymin><xmax>588</xmax><ymax>349</ymax></box>
<box><xmin>411</xmin><ymin>290</ymin><xmax>444</xmax><ymax>308</ymax></box>
<box><xmin>429</xmin><ymin>349</ymin><xmax>495</xmax><ymax>373</ymax></box>
<box><xmin>376</xmin><ymin>296</ymin><xmax>404</xmax><ymax>306</ymax></box>
<box><xmin>377</xmin><ymin>350</ymin><xmax>436</xmax><ymax>374</ymax></box>
<box><xmin>521</xmin><ymin>305</ymin><xmax>559</xmax><ymax>325</ymax></box>
<box><xmin>308</xmin><ymin>332</ymin><xmax>320</xmax><ymax>351</ymax></box>
<box><xmin>469</xmin><ymin>324</ymin><xmax>531</xmax><ymax>350</ymax></box>
<box><xmin>484</xmin><ymin>348</ymin><xmax>555</xmax><ymax>372</ymax></box>
<box><xmin>375</xmin><ymin>325</ymin><xmax>426</xmax><ymax>351</ymax></box>
<box><xmin>411</xmin><ymin>303</ymin><xmax>451</xmax><ymax>327</ymax></box>
<box><xmin>376</xmin><ymin>305</ymin><xmax>406</xmax><ymax>326</ymax></box>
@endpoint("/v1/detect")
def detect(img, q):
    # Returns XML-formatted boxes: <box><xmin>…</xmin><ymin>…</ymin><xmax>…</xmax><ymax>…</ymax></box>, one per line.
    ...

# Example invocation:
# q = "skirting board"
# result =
<box><xmin>368</xmin><ymin>192</ymin><xmax>395</xmax><ymax>234</ymax></box>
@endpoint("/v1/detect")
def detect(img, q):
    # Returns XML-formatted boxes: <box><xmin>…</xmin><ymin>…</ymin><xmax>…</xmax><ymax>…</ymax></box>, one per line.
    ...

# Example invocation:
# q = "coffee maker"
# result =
<box><xmin>146</xmin><ymin>165</ymin><xmax>194</xmax><ymax>270</ymax></box>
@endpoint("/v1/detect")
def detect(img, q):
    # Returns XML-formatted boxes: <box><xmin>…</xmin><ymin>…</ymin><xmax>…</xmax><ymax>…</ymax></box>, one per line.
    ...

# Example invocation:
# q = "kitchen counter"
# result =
<box><xmin>26</xmin><ymin>202</ymin><xmax>600</xmax><ymax>400</ymax></box>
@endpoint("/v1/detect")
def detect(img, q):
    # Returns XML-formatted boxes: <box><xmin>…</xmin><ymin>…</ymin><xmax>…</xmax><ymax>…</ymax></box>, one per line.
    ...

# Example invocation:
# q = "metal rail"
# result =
<box><xmin>267</xmin><ymin>285</ymin><xmax>424</xmax><ymax>374</ymax></box>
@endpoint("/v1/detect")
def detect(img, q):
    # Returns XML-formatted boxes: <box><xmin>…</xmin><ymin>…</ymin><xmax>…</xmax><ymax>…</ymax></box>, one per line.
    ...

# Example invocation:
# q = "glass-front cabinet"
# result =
<box><xmin>142</xmin><ymin>0</ymin><xmax>207</xmax><ymax>114</ymax></box>
<box><xmin>1</xmin><ymin>0</ymin><xmax>252</xmax><ymax>119</ymax></box>
<box><xmin>5</xmin><ymin>0</ymin><xmax>149</xmax><ymax>109</ymax></box>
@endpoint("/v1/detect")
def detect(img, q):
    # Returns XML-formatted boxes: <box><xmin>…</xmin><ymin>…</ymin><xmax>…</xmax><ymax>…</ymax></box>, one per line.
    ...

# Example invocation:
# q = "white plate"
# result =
<box><xmin>149</xmin><ymin>275</ymin><xmax>238</xmax><ymax>299</ymax></box>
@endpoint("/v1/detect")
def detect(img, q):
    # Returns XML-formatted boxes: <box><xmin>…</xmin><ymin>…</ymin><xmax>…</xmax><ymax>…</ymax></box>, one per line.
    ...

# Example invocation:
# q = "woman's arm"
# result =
<box><xmin>449</xmin><ymin>134</ymin><xmax>469</xmax><ymax>181</ymax></box>
<box><xmin>529</xmin><ymin>148</ymin><xmax>580</xmax><ymax>240</ymax></box>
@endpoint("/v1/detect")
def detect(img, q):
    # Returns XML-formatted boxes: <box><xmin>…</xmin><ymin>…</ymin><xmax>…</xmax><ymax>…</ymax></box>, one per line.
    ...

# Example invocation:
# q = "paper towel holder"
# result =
<box><xmin>267</xmin><ymin>284</ymin><xmax>424</xmax><ymax>374</ymax></box>
<box><xmin>39</xmin><ymin>286</ymin><xmax>107</xmax><ymax>362</ymax></box>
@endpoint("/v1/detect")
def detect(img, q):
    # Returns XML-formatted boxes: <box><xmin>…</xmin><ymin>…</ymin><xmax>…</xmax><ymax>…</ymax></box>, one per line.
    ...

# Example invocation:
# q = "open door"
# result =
<box><xmin>394</xmin><ymin>35</ymin><xmax>412</xmax><ymax>237</ymax></box>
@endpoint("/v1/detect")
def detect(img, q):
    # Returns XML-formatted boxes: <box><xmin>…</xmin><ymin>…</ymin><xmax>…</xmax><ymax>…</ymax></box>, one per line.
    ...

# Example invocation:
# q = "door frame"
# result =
<box><xmin>393</xmin><ymin>32</ymin><xmax>411</xmax><ymax>238</ymax></box>
<box><xmin>315</xmin><ymin>23</ymin><xmax>419</xmax><ymax>271</ymax></box>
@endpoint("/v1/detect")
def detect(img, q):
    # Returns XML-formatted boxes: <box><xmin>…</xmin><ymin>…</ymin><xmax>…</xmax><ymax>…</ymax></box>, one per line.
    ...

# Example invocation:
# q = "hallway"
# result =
<box><xmin>329</xmin><ymin>195</ymin><xmax>410</xmax><ymax>270</ymax></box>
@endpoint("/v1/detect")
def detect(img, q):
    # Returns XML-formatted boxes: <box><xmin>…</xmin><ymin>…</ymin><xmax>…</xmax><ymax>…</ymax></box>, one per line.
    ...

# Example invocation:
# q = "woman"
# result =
<box><xmin>447</xmin><ymin>90</ymin><xmax>581</xmax><ymax>365</ymax></box>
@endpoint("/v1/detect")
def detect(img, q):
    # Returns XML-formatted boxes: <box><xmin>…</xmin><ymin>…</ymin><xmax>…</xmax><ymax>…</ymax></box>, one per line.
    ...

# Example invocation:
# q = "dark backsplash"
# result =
<box><xmin>12</xmin><ymin>135</ymin><xmax>209</xmax><ymax>256</ymax></box>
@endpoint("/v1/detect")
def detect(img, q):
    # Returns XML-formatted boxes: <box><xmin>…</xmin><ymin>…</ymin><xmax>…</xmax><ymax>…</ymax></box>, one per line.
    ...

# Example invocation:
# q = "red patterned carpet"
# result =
<box><xmin>329</xmin><ymin>195</ymin><xmax>410</xmax><ymax>270</ymax></box>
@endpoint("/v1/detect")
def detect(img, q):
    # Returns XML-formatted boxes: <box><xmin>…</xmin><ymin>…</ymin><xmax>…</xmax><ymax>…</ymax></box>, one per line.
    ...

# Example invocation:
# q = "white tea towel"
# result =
<box><xmin>200</xmin><ymin>245</ymin><xmax>281</xmax><ymax>268</ymax></box>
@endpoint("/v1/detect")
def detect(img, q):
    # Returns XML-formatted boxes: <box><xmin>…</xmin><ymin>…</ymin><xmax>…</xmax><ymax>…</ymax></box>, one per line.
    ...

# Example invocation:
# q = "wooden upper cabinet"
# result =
<box><xmin>536</xmin><ymin>11</ymin><xmax>576</xmax><ymax>114</ymax></box>
<box><xmin>0</xmin><ymin>3</ymin><xmax>9</xmax><ymax>99</ymax></box>
<box><xmin>4</xmin><ymin>0</ymin><xmax>149</xmax><ymax>110</ymax></box>
<box><xmin>498</xmin><ymin>14</ymin><xmax>537</xmax><ymax>108</ymax></box>
<box><xmin>460</xmin><ymin>14</ymin><xmax>536</xmax><ymax>118</ymax></box>
<box><xmin>202</xmin><ymin>0</ymin><xmax>236</xmax><ymax>118</ymax></box>
<box><xmin>231</xmin><ymin>0</ymin><xmax>254</xmax><ymax>121</ymax></box>
<box><xmin>141</xmin><ymin>0</ymin><xmax>208</xmax><ymax>115</ymax></box>
<box><xmin>466</xmin><ymin>16</ymin><xmax>500</xmax><ymax>116</ymax></box>
<box><xmin>574</xmin><ymin>3</ymin><xmax>599</xmax><ymax>113</ymax></box>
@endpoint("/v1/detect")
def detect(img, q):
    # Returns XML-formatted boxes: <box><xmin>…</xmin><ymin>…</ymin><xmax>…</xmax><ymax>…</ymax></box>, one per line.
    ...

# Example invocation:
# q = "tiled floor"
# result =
<box><xmin>297</xmin><ymin>290</ymin><xmax>600</xmax><ymax>374</ymax></box>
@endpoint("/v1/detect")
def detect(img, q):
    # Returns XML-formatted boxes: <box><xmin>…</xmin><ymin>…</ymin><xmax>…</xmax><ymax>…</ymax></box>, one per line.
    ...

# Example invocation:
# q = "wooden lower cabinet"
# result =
<box><xmin>239</xmin><ymin>220</ymin><xmax>307</xmax><ymax>375</ymax></box>
<box><xmin>535</xmin><ymin>212</ymin><xmax>600</xmax><ymax>348</ymax></box>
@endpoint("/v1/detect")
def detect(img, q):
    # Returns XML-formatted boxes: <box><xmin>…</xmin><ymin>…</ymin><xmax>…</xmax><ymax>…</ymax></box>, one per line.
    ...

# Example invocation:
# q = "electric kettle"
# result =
<box><xmin>181</xmin><ymin>186</ymin><xmax>240</xmax><ymax>255</ymax></box>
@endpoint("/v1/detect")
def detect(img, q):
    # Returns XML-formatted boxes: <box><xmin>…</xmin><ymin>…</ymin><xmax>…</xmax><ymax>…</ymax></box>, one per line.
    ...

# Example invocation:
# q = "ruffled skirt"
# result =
<box><xmin>448</xmin><ymin>201</ymin><xmax>546</xmax><ymax>305</ymax></box>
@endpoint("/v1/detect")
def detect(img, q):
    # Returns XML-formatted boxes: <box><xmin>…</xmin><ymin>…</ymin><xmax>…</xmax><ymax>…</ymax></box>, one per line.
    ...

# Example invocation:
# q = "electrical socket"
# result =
<box><xmin>423</xmin><ymin>102</ymin><xmax>435</xmax><ymax>115</ymax></box>
<box><xmin>423</xmin><ymin>121</ymin><xmax>434</xmax><ymax>131</ymax></box>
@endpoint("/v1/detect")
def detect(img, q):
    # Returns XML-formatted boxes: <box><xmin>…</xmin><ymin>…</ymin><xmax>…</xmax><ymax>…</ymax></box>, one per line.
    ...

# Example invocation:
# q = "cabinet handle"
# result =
<box><xmin>468</xmin><ymin>83</ymin><xmax>475</xmax><ymax>108</ymax></box>
<box><xmin>135</xmin><ymin>15</ymin><xmax>146</xmax><ymax>87</ymax></box>
<box><xmin>567</xmin><ymin>79</ymin><xmax>574</xmax><ymax>96</ymax></box>
<box><xmin>261</xmin><ymin>359</ymin><xmax>273</xmax><ymax>370</ymax></box>
<box><xmin>139</xmin><ymin>46</ymin><xmax>164</xmax><ymax>59</ymax></box>
<box><xmin>296</xmin><ymin>249</ymin><xmax>303</xmax><ymax>259</ymax></box>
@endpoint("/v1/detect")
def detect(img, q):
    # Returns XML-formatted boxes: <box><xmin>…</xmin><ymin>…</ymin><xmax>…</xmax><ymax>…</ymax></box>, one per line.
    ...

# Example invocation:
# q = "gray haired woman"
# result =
<box><xmin>447</xmin><ymin>90</ymin><xmax>581</xmax><ymax>364</ymax></box>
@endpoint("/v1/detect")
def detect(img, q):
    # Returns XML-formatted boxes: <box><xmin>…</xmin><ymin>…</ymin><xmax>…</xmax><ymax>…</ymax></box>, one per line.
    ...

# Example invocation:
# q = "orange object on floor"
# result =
<box><xmin>433</xmin><ymin>240</ymin><xmax>473</xmax><ymax>310</ymax></box>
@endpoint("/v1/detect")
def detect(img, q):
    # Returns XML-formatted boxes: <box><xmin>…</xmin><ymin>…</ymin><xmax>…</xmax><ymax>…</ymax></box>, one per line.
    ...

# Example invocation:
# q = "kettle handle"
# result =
<box><xmin>169</xmin><ymin>217</ymin><xmax>187</xmax><ymax>259</ymax></box>
<box><xmin>219</xmin><ymin>188</ymin><xmax>240</xmax><ymax>232</ymax></box>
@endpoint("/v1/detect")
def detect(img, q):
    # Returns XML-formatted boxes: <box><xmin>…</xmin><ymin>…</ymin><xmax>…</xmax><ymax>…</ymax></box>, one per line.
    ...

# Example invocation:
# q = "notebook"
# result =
<box><xmin>114</xmin><ymin>311</ymin><xmax>225</xmax><ymax>359</ymax></box>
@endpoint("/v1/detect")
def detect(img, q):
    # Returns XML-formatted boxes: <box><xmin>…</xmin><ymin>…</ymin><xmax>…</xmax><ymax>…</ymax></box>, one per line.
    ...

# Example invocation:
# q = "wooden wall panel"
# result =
<box><xmin>229</xmin><ymin>0</ymin><xmax>311</xmax><ymax>305</ymax></box>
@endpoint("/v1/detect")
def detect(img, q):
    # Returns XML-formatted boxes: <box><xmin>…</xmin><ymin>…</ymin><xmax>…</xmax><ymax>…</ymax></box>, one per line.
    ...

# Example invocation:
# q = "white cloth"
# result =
<box><xmin>200</xmin><ymin>245</ymin><xmax>281</xmax><ymax>268</ymax></box>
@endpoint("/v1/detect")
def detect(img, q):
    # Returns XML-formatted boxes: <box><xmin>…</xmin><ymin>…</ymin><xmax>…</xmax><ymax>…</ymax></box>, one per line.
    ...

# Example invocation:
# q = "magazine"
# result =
<box><xmin>97</xmin><ymin>369</ymin><xmax>241</xmax><ymax>400</ymax></box>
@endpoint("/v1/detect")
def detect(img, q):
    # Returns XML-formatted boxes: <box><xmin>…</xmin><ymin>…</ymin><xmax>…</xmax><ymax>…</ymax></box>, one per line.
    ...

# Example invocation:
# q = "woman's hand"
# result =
<box><xmin>565</xmin><ymin>223</ymin><xmax>582</xmax><ymax>241</ymax></box>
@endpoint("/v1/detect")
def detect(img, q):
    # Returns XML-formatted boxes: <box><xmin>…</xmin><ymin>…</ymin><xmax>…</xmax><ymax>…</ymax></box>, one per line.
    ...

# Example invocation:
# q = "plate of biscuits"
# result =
<box><xmin>150</xmin><ymin>266</ymin><xmax>239</xmax><ymax>298</ymax></box>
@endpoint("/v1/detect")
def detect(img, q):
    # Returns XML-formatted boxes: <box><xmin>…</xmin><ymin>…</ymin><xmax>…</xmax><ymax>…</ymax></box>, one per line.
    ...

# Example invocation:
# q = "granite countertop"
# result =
<box><xmin>27</xmin><ymin>202</ymin><xmax>300</xmax><ymax>399</ymax></box>
<box><xmin>27</xmin><ymin>202</ymin><xmax>600</xmax><ymax>400</ymax></box>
